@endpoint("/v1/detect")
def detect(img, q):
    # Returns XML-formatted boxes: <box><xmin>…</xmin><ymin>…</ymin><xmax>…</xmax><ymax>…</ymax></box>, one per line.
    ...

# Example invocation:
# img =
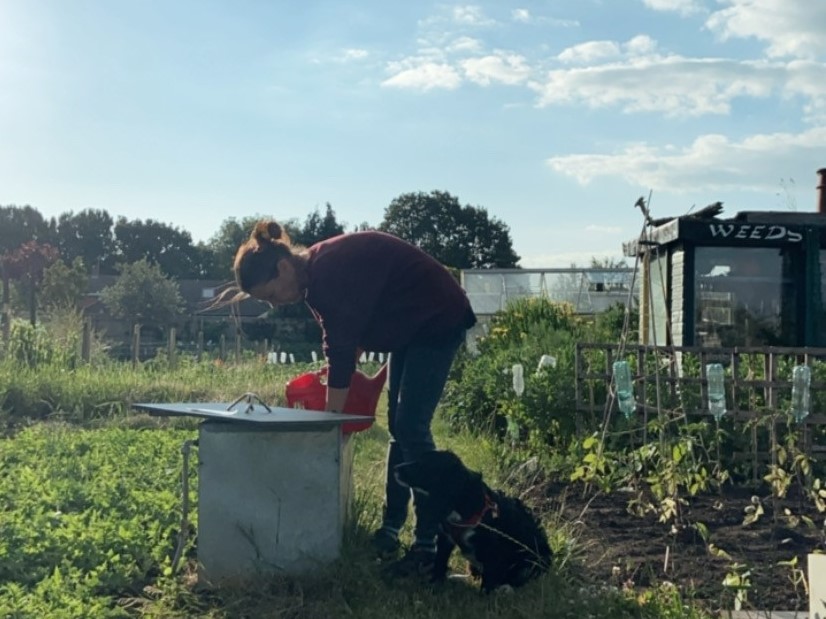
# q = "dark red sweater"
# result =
<box><xmin>304</xmin><ymin>231</ymin><xmax>476</xmax><ymax>388</ymax></box>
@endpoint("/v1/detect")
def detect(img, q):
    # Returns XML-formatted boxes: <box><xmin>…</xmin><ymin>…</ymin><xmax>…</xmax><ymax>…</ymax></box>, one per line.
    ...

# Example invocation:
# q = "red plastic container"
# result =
<box><xmin>285</xmin><ymin>364</ymin><xmax>388</xmax><ymax>433</ymax></box>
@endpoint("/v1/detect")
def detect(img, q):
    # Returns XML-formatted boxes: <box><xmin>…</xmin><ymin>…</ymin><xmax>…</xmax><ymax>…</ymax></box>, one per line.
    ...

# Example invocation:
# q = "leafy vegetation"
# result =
<box><xmin>0</xmin><ymin>380</ymin><xmax>711</xmax><ymax>617</ymax></box>
<box><xmin>100</xmin><ymin>259</ymin><xmax>184</xmax><ymax>332</ymax></box>
<box><xmin>379</xmin><ymin>190</ymin><xmax>520</xmax><ymax>269</ymax></box>
<box><xmin>444</xmin><ymin>296</ymin><xmax>826</xmax><ymax>613</ymax></box>
<box><xmin>0</xmin><ymin>424</ymin><xmax>189</xmax><ymax>618</ymax></box>
<box><xmin>0</xmin><ymin>305</ymin><xmax>717</xmax><ymax>618</ymax></box>
<box><xmin>442</xmin><ymin>298</ymin><xmax>634</xmax><ymax>453</ymax></box>
<box><xmin>8</xmin><ymin>294</ymin><xmax>826</xmax><ymax>616</ymax></box>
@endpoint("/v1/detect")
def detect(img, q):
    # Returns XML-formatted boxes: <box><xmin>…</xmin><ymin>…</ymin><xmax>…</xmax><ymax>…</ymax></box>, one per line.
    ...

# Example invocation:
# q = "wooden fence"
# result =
<box><xmin>575</xmin><ymin>343</ymin><xmax>826</xmax><ymax>477</ymax></box>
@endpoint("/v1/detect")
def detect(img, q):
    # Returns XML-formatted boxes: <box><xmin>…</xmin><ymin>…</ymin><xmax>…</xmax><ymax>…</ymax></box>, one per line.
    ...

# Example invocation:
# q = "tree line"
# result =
<box><xmin>0</xmin><ymin>192</ymin><xmax>520</xmax><ymax>329</ymax></box>
<box><xmin>1</xmin><ymin>192</ymin><xmax>519</xmax><ymax>279</ymax></box>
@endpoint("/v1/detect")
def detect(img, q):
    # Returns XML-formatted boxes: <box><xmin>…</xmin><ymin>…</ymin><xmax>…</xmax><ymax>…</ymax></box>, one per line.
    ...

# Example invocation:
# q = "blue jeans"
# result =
<box><xmin>382</xmin><ymin>327</ymin><xmax>465</xmax><ymax>546</ymax></box>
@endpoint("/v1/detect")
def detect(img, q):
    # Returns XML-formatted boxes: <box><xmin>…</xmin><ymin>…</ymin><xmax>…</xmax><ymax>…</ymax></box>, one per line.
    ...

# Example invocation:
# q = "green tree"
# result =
<box><xmin>379</xmin><ymin>191</ymin><xmax>520</xmax><ymax>269</ymax></box>
<box><xmin>203</xmin><ymin>206</ymin><xmax>349</xmax><ymax>280</ymax></box>
<box><xmin>40</xmin><ymin>258</ymin><xmax>89</xmax><ymax>310</ymax></box>
<box><xmin>464</xmin><ymin>206</ymin><xmax>521</xmax><ymax>269</ymax></box>
<box><xmin>590</xmin><ymin>256</ymin><xmax>629</xmax><ymax>268</ymax></box>
<box><xmin>0</xmin><ymin>205</ymin><xmax>50</xmax><ymax>252</ymax></box>
<box><xmin>100</xmin><ymin>259</ymin><xmax>183</xmax><ymax>331</ymax></box>
<box><xmin>0</xmin><ymin>205</ymin><xmax>51</xmax><ymax>310</ymax></box>
<box><xmin>292</xmin><ymin>203</ymin><xmax>346</xmax><ymax>247</ymax></box>
<box><xmin>2</xmin><ymin>241</ymin><xmax>60</xmax><ymax>325</ymax></box>
<box><xmin>55</xmin><ymin>209</ymin><xmax>116</xmax><ymax>275</ymax></box>
<box><xmin>113</xmin><ymin>217</ymin><xmax>203</xmax><ymax>278</ymax></box>
<box><xmin>203</xmin><ymin>216</ymin><xmax>267</xmax><ymax>280</ymax></box>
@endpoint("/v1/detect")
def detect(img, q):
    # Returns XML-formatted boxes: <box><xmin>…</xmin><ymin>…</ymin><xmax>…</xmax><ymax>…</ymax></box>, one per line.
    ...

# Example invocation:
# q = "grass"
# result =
<box><xmin>124</xmin><ymin>418</ymin><xmax>648</xmax><ymax>619</ymax></box>
<box><xmin>0</xmin><ymin>359</ymin><xmax>714</xmax><ymax>618</ymax></box>
<box><xmin>124</xmin><ymin>408</ymin><xmax>713</xmax><ymax>618</ymax></box>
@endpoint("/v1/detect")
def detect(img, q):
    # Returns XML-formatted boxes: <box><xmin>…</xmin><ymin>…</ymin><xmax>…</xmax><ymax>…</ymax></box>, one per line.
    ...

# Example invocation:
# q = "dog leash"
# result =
<box><xmin>450</xmin><ymin>493</ymin><xmax>499</xmax><ymax>529</ymax></box>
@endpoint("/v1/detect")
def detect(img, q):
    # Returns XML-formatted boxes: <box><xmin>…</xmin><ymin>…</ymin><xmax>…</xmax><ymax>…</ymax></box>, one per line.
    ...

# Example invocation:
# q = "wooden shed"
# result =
<box><xmin>625</xmin><ymin>168</ymin><xmax>826</xmax><ymax>349</ymax></box>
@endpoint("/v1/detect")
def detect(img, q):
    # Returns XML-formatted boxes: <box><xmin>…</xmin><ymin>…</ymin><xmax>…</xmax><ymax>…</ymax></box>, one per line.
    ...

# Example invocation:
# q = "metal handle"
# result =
<box><xmin>227</xmin><ymin>392</ymin><xmax>273</xmax><ymax>414</ymax></box>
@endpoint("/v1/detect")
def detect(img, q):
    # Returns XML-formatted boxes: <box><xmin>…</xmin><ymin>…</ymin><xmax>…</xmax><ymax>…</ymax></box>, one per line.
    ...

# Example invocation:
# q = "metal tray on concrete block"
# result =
<box><xmin>133</xmin><ymin>401</ymin><xmax>372</xmax><ymax>427</ymax></box>
<box><xmin>132</xmin><ymin>399</ymin><xmax>368</xmax><ymax>582</ymax></box>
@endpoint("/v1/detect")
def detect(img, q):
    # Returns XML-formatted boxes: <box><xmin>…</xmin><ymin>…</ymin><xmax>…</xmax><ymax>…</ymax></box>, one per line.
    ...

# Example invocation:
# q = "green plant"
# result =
<box><xmin>721</xmin><ymin>562</ymin><xmax>752</xmax><ymax>611</ymax></box>
<box><xmin>443</xmin><ymin>298</ymin><xmax>585</xmax><ymax>447</ymax></box>
<box><xmin>777</xmin><ymin>555</ymin><xmax>808</xmax><ymax>608</ymax></box>
<box><xmin>5</xmin><ymin>319</ymin><xmax>71</xmax><ymax>368</ymax></box>
<box><xmin>0</xmin><ymin>424</ymin><xmax>194</xmax><ymax>617</ymax></box>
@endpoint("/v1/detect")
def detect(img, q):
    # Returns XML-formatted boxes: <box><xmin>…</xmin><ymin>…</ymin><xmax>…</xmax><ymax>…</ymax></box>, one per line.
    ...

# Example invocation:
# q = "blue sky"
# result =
<box><xmin>2</xmin><ymin>0</ymin><xmax>825</xmax><ymax>267</ymax></box>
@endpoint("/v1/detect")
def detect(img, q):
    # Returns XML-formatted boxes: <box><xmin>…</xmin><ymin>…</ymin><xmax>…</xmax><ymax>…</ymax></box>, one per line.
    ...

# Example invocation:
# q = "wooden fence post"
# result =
<box><xmin>197</xmin><ymin>330</ymin><xmax>204</xmax><ymax>362</ymax></box>
<box><xmin>168</xmin><ymin>327</ymin><xmax>177</xmax><ymax>369</ymax></box>
<box><xmin>132</xmin><ymin>324</ymin><xmax>141</xmax><ymax>367</ymax></box>
<box><xmin>1</xmin><ymin>305</ymin><xmax>10</xmax><ymax>356</ymax></box>
<box><xmin>234</xmin><ymin>327</ymin><xmax>241</xmax><ymax>363</ymax></box>
<box><xmin>81</xmin><ymin>318</ymin><xmax>91</xmax><ymax>363</ymax></box>
<box><xmin>219</xmin><ymin>334</ymin><xmax>226</xmax><ymax>361</ymax></box>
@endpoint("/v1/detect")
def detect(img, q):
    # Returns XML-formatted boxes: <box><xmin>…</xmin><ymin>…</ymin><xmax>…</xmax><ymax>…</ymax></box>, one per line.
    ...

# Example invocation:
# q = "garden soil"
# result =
<box><xmin>533</xmin><ymin>482</ymin><xmax>823</xmax><ymax>613</ymax></box>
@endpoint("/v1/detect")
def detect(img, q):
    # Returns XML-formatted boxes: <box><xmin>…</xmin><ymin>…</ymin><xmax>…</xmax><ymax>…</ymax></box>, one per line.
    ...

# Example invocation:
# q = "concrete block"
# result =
<box><xmin>197</xmin><ymin>422</ymin><xmax>347</xmax><ymax>583</ymax></box>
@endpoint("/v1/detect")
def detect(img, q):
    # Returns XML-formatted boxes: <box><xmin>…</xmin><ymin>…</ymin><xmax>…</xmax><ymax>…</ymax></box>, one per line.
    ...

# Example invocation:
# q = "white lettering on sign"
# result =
<box><xmin>708</xmin><ymin>223</ymin><xmax>802</xmax><ymax>243</ymax></box>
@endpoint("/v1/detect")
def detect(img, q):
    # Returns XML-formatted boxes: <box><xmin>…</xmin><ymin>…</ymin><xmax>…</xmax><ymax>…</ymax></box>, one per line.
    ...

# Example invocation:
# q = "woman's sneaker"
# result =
<box><xmin>383</xmin><ymin>546</ymin><xmax>436</xmax><ymax>579</ymax></box>
<box><xmin>370</xmin><ymin>529</ymin><xmax>401</xmax><ymax>559</ymax></box>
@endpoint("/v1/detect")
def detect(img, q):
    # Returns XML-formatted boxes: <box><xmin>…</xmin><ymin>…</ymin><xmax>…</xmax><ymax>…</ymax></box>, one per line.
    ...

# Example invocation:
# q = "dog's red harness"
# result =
<box><xmin>446</xmin><ymin>494</ymin><xmax>499</xmax><ymax>542</ymax></box>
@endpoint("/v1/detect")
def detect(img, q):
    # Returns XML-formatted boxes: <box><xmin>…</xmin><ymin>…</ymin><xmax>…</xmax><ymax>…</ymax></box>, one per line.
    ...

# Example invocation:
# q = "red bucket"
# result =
<box><xmin>285</xmin><ymin>364</ymin><xmax>388</xmax><ymax>433</ymax></box>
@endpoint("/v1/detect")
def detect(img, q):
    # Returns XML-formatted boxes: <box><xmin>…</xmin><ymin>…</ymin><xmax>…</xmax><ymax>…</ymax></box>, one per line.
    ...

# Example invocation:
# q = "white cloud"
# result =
<box><xmin>585</xmin><ymin>224</ymin><xmax>623</xmax><ymax>234</ymax></box>
<box><xmin>512</xmin><ymin>8</ymin><xmax>531</xmax><ymax>23</ymax></box>
<box><xmin>338</xmin><ymin>48</ymin><xmax>368</xmax><ymax>62</ymax></box>
<box><xmin>642</xmin><ymin>0</ymin><xmax>704</xmax><ymax>17</ymax></box>
<box><xmin>532</xmin><ymin>56</ymin><xmax>786</xmax><ymax>116</ymax></box>
<box><xmin>546</xmin><ymin>125</ymin><xmax>826</xmax><ymax>191</ymax></box>
<box><xmin>387</xmin><ymin>4</ymin><xmax>826</xmax><ymax>116</ymax></box>
<box><xmin>381</xmin><ymin>60</ymin><xmax>462</xmax><ymax>91</ymax></box>
<box><xmin>706</xmin><ymin>0</ymin><xmax>826</xmax><ymax>59</ymax></box>
<box><xmin>785</xmin><ymin>60</ymin><xmax>826</xmax><ymax>121</ymax></box>
<box><xmin>558</xmin><ymin>35</ymin><xmax>656</xmax><ymax>65</ymax></box>
<box><xmin>557</xmin><ymin>40</ymin><xmax>621</xmax><ymax>64</ymax></box>
<box><xmin>452</xmin><ymin>5</ymin><xmax>496</xmax><ymax>27</ymax></box>
<box><xmin>624</xmin><ymin>35</ymin><xmax>657</xmax><ymax>56</ymax></box>
<box><xmin>447</xmin><ymin>36</ymin><xmax>482</xmax><ymax>53</ymax></box>
<box><xmin>461</xmin><ymin>52</ymin><xmax>531</xmax><ymax>86</ymax></box>
<box><xmin>510</xmin><ymin>8</ymin><xmax>579</xmax><ymax>27</ymax></box>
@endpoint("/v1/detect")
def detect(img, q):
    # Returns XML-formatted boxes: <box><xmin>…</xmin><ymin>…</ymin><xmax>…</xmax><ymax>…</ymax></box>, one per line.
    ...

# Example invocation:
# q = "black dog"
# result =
<box><xmin>394</xmin><ymin>450</ymin><xmax>551</xmax><ymax>592</ymax></box>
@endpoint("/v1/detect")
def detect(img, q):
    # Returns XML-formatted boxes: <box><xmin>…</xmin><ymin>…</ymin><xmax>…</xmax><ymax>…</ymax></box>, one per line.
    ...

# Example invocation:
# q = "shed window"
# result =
<box><xmin>694</xmin><ymin>247</ymin><xmax>797</xmax><ymax>347</ymax></box>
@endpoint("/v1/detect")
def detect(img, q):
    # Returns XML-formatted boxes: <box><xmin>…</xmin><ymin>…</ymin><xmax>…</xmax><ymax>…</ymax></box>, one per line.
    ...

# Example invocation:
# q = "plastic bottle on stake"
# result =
<box><xmin>508</xmin><ymin>364</ymin><xmax>525</xmax><ymax>443</ymax></box>
<box><xmin>706</xmin><ymin>363</ymin><xmax>726</xmax><ymax>420</ymax></box>
<box><xmin>512</xmin><ymin>364</ymin><xmax>525</xmax><ymax>397</ymax></box>
<box><xmin>536</xmin><ymin>354</ymin><xmax>557</xmax><ymax>375</ymax></box>
<box><xmin>612</xmin><ymin>360</ymin><xmax>636</xmax><ymax>418</ymax></box>
<box><xmin>791</xmin><ymin>364</ymin><xmax>811</xmax><ymax>423</ymax></box>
